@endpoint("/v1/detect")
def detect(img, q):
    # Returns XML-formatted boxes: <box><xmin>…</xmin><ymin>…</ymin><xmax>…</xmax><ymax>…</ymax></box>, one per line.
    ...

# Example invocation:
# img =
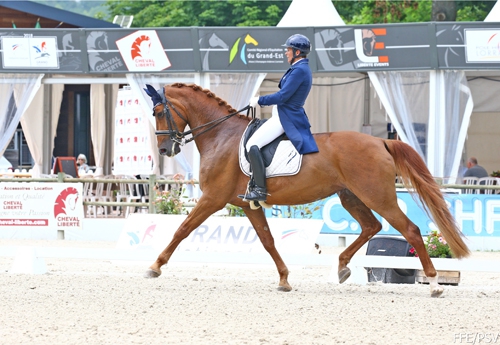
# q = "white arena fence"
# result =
<box><xmin>1</xmin><ymin>173</ymin><xmax>499</xmax><ymax>216</ymax></box>
<box><xmin>2</xmin><ymin>174</ymin><xmax>500</xmax><ymax>280</ymax></box>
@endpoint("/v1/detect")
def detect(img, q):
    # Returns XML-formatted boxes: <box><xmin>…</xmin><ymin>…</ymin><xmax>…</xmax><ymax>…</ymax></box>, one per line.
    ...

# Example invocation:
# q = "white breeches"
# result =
<box><xmin>246</xmin><ymin>106</ymin><xmax>285</xmax><ymax>151</ymax></box>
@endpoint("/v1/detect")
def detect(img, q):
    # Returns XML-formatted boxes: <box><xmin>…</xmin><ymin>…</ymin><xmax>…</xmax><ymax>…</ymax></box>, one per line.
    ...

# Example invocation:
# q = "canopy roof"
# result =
<box><xmin>0</xmin><ymin>1</ymin><xmax>119</xmax><ymax>28</ymax></box>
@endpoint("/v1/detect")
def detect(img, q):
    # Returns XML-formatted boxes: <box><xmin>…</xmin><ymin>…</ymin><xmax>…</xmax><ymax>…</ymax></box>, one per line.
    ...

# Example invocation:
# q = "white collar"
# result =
<box><xmin>292</xmin><ymin>58</ymin><xmax>305</xmax><ymax>66</ymax></box>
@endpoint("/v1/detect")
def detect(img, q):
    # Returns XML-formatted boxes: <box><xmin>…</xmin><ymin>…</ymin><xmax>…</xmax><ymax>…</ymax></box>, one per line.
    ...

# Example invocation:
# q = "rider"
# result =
<box><xmin>238</xmin><ymin>34</ymin><xmax>319</xmax><ymax>203</ymax></box>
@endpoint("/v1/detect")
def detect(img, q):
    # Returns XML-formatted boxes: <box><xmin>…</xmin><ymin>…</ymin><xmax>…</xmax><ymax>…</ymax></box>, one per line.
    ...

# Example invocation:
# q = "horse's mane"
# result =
<box><xmin>169</xmin><ymin>83</ymin><xmax>238</xmax><ymax>114</ymax></box>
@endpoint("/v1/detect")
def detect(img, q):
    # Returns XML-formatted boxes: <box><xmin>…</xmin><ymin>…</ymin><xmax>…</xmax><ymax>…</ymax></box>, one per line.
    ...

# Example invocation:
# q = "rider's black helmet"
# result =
<box><xmin>282</xmin><ymin>34</ymin><xmax>311</xmax><ymax>56</ymax></box>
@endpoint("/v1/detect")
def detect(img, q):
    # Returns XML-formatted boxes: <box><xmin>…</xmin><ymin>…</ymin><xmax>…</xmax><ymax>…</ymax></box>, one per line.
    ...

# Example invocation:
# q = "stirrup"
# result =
<box><xmin>238</xmin><ymin>186</ymin><xmax>267</xmax><ymax>202</ymax></box>
<box><xmin>238</xmin><ymin>185</ymin><xmax>268</xmax><ymax>202</ymax></box>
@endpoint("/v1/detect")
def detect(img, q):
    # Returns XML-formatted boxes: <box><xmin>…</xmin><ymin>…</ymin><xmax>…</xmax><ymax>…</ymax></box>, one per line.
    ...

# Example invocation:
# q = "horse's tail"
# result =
<box><xmin>384</xmin><ymin>140</ymin><xmax>470</xmax><ymax>259</ymax></box>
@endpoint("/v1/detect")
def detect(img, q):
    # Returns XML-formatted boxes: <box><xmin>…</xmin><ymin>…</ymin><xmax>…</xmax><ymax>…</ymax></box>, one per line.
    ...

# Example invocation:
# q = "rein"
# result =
<box><xmin>154</xmin><ymin>94</ymin><xmax>255</xmax><ymax>145</ymax></box>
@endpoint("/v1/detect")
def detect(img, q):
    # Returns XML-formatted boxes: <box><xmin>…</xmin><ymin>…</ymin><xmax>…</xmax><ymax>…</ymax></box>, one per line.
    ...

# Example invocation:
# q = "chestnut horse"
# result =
<box><xmin>144</xmin><ymin>83</ymin><xmax>470</xmax><ymax>298</ymax></box>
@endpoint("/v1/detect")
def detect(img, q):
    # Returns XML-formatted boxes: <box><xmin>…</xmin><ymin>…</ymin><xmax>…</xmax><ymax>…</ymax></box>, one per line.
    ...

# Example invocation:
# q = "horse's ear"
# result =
<box><xmin>144</xmin><ymin>84</ymin><xmax>162</xmax><ymax>106</ymax></box>
<box><xmin>144</xmin><ymin>84</ymin><xmax>157</xmax><ymax>97</ymax></box>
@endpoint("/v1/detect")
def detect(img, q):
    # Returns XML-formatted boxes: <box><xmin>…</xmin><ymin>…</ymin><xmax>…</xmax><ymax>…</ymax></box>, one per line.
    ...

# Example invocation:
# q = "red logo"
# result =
<box><xmin>54</xmin><ymin>187</ymin><xmax>79</xmax><ymax>218</ymax></box>
<box><xmin>131</xmin><ymin>35</ymin><xmax>151</xmax><ymax>60</ymax></box>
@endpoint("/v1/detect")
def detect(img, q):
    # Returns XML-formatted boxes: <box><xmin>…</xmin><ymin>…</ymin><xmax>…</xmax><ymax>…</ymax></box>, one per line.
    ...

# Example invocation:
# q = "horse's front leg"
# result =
<box><xmin>144</xmin><ymin>196</ymin><xmax>225</xmax><ymax>278</ymax></box>
<box><xmin>243</xmin><ymin>206</ymin><xmax>292</xmax><ymax>291</ymax></box>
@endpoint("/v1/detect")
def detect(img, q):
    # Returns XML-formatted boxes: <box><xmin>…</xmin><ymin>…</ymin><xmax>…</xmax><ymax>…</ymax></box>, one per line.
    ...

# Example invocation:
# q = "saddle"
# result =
<box><xmin>242</xmin><ymin>119</ymin><xmax>288</xmax><ymax>167</ymax></box>
<box><xmin>239</xmin><ymin>119</ymin><xmax>302</xmax><ymax>178</ymax></box>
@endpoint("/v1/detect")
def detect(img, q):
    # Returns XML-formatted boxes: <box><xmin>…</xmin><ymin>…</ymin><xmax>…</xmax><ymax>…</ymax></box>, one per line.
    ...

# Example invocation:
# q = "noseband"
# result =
<box><xmin>153</xmin><ymin>87</ymin><xmax>254</xmax><ymax>146</ymax></box>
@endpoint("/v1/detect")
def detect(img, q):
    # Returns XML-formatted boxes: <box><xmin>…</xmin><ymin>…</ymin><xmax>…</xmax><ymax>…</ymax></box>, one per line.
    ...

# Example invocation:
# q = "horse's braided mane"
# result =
<box><xmin>170</xmin><ymin>83</ymin><xmax>238</xmax><ymax>114</ymax></box>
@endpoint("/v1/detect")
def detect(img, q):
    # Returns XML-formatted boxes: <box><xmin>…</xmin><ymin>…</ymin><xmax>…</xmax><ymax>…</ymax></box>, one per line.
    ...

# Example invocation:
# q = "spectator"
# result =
<box><xmin>464</xmin><ymin>157</ymin><xmax>488</xmax><ymax>179</ymax></box>
<box><xmin>77</xmin><ymin>154</ymin><xmax>89</xmax><ymax>174</ymax></box>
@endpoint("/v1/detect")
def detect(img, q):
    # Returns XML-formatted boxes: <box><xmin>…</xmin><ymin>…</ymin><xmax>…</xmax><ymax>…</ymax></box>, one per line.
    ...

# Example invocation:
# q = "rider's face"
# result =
<box><xmin>285</xmin><ymin>47</ymin><xmax>296</xmax><ymax>64</ymax></box>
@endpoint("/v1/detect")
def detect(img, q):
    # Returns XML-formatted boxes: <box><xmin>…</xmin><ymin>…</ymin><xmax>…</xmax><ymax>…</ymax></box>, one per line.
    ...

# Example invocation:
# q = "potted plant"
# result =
<box><xmin>410</xmin><ymin>230</ymin><xmax>460</xmax><ymax>285</ymax></box>
<box><xmin>153</xmin><ymin>187</ymin><xmax>188</xmax><ymax>215</ymax></box>
<box><xmin>491</xmin><ymin>170</ymin><xmax>500</xmax><ymax>178</ymax></box>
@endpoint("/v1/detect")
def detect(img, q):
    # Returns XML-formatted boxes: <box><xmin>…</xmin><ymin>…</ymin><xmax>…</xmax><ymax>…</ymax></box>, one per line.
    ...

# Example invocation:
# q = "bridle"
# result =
<box><xmin>153</xmin><ymin>88</ymin><xmax>254</xmax><ymax>146</ymax></box>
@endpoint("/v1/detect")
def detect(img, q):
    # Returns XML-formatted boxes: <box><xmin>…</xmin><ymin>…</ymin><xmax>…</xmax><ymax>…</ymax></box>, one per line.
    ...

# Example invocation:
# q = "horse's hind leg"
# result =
<box><xmin>336</xmin><ymin>189</ymin><xmax>382</xmax><ymax>283</ymax></box>
<box><xmin>376</xmin><ymin>204</ymin><xmax>443</xmax><ymax>297</ymax></box>
<box><xmin>243</xmin><ymin>206</ymin><xmax>292</xmax><ymax>292</ymax></box>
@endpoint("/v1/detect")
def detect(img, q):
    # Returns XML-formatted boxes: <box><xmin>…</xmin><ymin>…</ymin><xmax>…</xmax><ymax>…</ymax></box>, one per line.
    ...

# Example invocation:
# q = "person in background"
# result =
<box><xmin>464</xmin><ymin>157</ymin><xmax>488</xmax><ymax>179</ymax></box>
<box><xmin>77</xmin><ymin>154</ymin><xmax>89</xmax><ymax>174</ymax></box>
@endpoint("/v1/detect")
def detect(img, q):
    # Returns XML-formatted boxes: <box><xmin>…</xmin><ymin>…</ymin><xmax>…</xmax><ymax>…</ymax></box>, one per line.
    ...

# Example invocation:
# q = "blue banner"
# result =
<box><xmin>265</xmin><ymin>192</ymin><xmax>500</xmax><ymax>237</ymax></box>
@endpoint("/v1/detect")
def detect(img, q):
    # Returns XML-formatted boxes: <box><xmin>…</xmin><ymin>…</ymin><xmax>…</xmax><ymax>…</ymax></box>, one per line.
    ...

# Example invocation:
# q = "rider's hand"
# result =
<box><xmin>249</xmin><ymin>96</ymin><xmax>259</xmax><ymax>108</ymax></box>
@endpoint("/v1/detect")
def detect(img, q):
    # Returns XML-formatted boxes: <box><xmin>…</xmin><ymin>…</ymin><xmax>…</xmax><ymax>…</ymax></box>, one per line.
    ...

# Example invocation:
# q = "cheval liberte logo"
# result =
<box><xmin>354</xmin><ymin>28</ymin><xmax>389</xmax><ymax>68</ymax></box>
<box><xmin>116</xmin><ymin>30</ymin><xmax>171</xmax><ymax>72</ymax></box>
<box><xmin>53</xmin><ymin>187</ymin><xmax>81</xmax><ymax>228</ymax></box>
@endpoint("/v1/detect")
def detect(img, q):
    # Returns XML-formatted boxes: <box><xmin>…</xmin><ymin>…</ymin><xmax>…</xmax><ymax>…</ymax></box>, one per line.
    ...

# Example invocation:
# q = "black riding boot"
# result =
<box><xmin>238</xmin><ymin>145</ymin><xmax>267</xmax><ymax>202</ymax></box>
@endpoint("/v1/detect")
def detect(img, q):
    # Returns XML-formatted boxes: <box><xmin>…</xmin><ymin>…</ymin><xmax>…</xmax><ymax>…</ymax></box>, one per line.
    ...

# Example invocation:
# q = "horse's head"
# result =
<box><xmin>144</xmin><ymin>84</ymin><xmax>187</xmax><ymax>157</ymax></box>
<box><xmin>144</xmin><ymin>83</ymin><xmax>245</xmax><ymax>157</ymax></box>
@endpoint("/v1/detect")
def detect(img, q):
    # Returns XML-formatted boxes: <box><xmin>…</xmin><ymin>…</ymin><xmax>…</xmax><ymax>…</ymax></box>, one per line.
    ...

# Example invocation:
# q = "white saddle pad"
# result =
<box><xmin>239</xmin><ymin>128</ymin><xmax>302</xmax><ymax>178</ymax></box>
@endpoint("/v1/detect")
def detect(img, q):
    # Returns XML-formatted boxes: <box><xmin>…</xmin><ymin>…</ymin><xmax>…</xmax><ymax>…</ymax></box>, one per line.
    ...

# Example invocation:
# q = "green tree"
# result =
<box><xmin>105</xmin><ymin>0</ymin><xmax>291</xmax><ymax>27</ymax></box>
<box><xmin>346</xmin><ymin>0</ymin><xmax>432</xmax><ymax>24</ymax></box>
<box><xmin>456</xmin><ymin>1</ymin><xmax>495</xmax><ymax>21</ymax></box>
<box><xmin>335</xmin><ymin>0</ymin><xmax>494</xmax><ymax>24</ymax></box>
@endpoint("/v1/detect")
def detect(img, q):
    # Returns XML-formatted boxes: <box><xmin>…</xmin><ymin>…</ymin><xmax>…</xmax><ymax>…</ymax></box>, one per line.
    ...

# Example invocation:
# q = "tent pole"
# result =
<box><xmin>42</xmin><ymin>81</ymin><xmax>52</xmax><ymax>174</ymax></box>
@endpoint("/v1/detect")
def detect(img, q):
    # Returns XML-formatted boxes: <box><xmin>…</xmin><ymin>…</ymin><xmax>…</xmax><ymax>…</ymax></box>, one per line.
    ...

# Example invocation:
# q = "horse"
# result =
<box><xmin>143</xmin><ymin>82</ymin><xmax>470</xmax><ymax>298</ymax></box>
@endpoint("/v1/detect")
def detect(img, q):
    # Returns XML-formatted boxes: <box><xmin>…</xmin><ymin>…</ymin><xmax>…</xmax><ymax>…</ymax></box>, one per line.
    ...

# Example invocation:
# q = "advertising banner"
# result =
<box><xmin>116</xmin><ymin>214</ymin><xmax>322</xmax><ymax>254</ymax></box>
<box><xmin>0</xmin><ymin>30</ymin><xmax>85</xmax><ymax>72</ymax></box>
<box><xmin>314</xmin><ymin>24</ymin><xmax>432</xmax><ymax>72</ymax></box>
<box><xmin>0</xmin><ymin>183</ymin><xmax>84</xmax><ymax>233</ymax></box>
<box><xmin>266</xmin><ymin>192</ymin><xmax>500</xmax><ymax>238</ymax></box>
<box><xmin>1</xmin><ymin>36</ymin><xmax>59</xmax><ymax>69</ymax></box>
<box><xmin>85</xmin><ymin>28</ymin><xmax>194</xmax><ymax>73</ymax></box>
<box><xmin>116</xmin><ymin>30</ymin><xmax>171</xmax><ymax>72</ymax></box>
<box><xmin>113</xmin><ymin>88</ymin><xmax>153</xmax><ymax>175</ymax></box>
<box><xmin>3</xmin><ymin>23</ymin><xmax>500</xmax><ymax>73</ymax></box>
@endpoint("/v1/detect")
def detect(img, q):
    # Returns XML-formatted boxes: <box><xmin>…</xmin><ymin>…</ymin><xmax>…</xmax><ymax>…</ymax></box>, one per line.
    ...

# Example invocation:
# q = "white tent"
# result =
<box><xmin>278</xmin><ymin>0</ymin><xmax>344</xmax><ymax>27</ymax></box>
<box><xmin>268</xmin><ymin>0</ymin><xmax>376</xmax><ymax>139</ymax></box>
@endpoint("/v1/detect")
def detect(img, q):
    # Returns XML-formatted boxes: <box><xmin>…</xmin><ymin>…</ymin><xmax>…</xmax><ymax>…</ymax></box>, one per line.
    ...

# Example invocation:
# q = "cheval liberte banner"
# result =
<box><xmin>113</xmin><ymin>88</ymin><xmax>153</xmax><ymax>175</ymax></box>
<box><xmin>117</xmin><ymin>214</ymin><xmax>322</xmax><ymax>255</ymax></box>
<box><xmin>0</xmin><ymin>183</ymin><xmax>84</xmax><ymax>235</ymax></box>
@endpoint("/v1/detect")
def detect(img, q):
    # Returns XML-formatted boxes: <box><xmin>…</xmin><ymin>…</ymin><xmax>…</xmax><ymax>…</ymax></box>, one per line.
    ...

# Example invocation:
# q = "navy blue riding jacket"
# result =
<box><xmin>258</xmin><ymin>58</ymin><xmax>319</xmax><ymax>154</ymax></box>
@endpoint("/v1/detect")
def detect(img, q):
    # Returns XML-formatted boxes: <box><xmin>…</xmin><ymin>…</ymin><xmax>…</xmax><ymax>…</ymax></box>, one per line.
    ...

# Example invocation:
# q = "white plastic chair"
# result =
<box><xmin>81</xmin><ymin>175</ymin><xmax>97</xmax><ymax>217</ymax></box>
<box><xmin>462</xmin><ymin>176</ymin><xmax>478</xmax><ymax>194</ymax></box>
<box><xmin>478</xmin><ymin>176</ymin><xmax>497</xmax><ymax>195</ymax></box>
<box><xmin>115</xmin><ymin>175</ymin><xmax>141</xmax><ymax>217</ymax></box>
<box><xmin>138</xmin><ymin>174</ymin><xmax>152</xmax><ymax>213</ymax></box>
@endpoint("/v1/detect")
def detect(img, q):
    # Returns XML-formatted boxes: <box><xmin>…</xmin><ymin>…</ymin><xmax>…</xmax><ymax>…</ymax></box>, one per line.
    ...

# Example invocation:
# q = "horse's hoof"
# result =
<box><xmin>144</xmin><ymin>269</ymin><xmax>161</xmax><ymax>278</ymax></box>
<box><xmin>277</xmin><ymin>283</ymin><xmax>292</xmax><ymax>292</ymax></box>
<box><xmin>338</xmin><ymin>267</ymin><xmax>351</xmax><ymax>284</ymax></box>
<box><xmin>430</xmin><ymin>285</ymin><xmax>444</xmax><ymax>298</ymax></box>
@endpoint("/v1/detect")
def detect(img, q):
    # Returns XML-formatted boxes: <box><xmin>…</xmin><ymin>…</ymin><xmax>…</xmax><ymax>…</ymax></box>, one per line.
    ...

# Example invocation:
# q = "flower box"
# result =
<box><xmin>415</xmin><ymin>269</ymin><xmax>460</xmax><ymax>286</ymax></box>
